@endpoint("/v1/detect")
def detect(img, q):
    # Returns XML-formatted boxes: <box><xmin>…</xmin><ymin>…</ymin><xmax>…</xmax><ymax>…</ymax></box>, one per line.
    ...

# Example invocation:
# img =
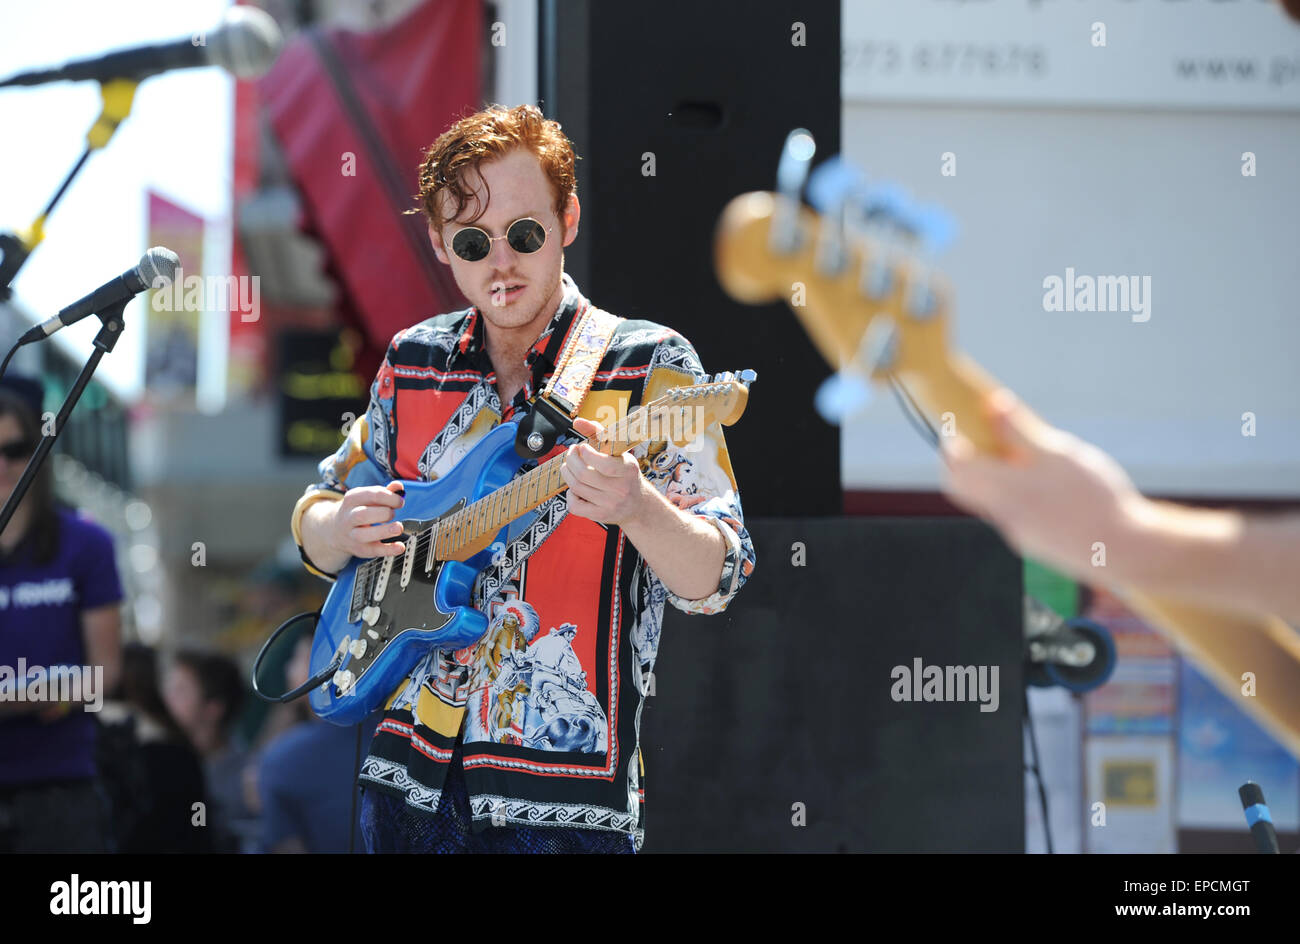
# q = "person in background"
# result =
<box><xmin>0</xmin><ymin>375</ymin><xmax>124</xmax><ymax>853</ymax></box>
<box><xmin>940</xmin><ymin>389</ymin><xmax>1300</xmax><ymax>625</ymax></box>
<box><xmin>98</xmin><ymin>643</ymin><xmax>210</xmax><ymax>853</ymax></box>
<box><xmin>256</xmin><ymin>631</ymin><xmax>375</xmax><ymax>853</ymax></box>
<box><xmin>163</xmin><ymin>649</ymin><xmax>258</xmax><ymax>852</ymax></box>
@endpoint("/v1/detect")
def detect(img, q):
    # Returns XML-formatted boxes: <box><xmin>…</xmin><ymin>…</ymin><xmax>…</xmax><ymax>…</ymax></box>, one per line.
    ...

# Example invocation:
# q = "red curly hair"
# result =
<box><xmin>415</xmin><ymin>104</ymin><xmax>579</xmax><ymax>237</ymax></box>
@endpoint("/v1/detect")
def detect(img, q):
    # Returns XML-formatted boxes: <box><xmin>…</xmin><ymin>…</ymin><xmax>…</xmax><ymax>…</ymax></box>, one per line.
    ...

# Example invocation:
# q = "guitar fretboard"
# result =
<box><xmin>431</xmin><ymin>450</ymin><xmax>569</xmax><ymax>562</ymax></box>
<box><xmin>349</xmin><ymin>381</ymin><xmax>738</xmax><ymax>598</ymax></box>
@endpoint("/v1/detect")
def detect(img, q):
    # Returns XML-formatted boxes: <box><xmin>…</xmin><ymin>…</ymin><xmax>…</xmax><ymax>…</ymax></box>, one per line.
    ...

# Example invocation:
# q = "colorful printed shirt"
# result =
<box><xmin>289</xmin><ymin>272</ymin><xmax>755</xmax><ymax>847</ymax></box>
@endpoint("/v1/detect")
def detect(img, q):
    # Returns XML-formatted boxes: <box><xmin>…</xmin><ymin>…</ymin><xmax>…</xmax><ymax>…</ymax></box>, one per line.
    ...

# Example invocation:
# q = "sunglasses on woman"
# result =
<box><xmin>450</xmin><ymin>217</ymin><xmax>551</xmax><ymax>263</ymax></box>
<box><xmin>0</xmin><ymin>438</ymin><xmax>36</xmax><ymax>460</ymax></box>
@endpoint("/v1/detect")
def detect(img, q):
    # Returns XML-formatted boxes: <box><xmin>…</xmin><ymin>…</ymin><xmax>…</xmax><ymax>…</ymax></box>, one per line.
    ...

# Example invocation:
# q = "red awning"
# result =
<box><xmin>258</xmin><ymin>0</ymin><xmax>480</xmax><ymax>368</ymax></box>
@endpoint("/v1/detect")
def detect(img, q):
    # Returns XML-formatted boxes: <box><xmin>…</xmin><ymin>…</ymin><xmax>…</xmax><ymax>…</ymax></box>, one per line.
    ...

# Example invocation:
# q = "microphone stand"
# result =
<box><xmin>0</xmin><ymin>297</ymin><xmax>127</xmax><ymax>539</ymax></box>
<box><xmin>0</xmin><ymin>79</ymin><xmax>138</xmax><ymax>301</ymax></box>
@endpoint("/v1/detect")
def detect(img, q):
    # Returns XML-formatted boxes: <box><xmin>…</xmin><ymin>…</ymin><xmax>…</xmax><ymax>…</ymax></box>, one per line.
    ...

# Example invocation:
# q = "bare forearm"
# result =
<box><xmin>97</xmin><ymin>650</ymin><xmax>121</xmax><ymax>702</ymax></box>
<box><xmin>299</xmin><ymin>499</ymin><xmax>351</xmax><ymax>575</ymax></box>
<box><xmin>271</xmin><ymin>835</ymin><xmax>309</xmax><ymax>854</ymax></box>
<box><xmin>0</xmin><ymin>697</ymin><xmax>44</xmax><ymax>718</ymax></box>
<box><xmin>81</xmin><ymin>605</ymin><xmax>121</xmax><ymax>708</ymax></box>
<box><xmin>620</xmin><ymin>482</ymin><xmax>727</xmax><ymax>601</ymax></box>
<box><xmin>1120</xmin><ymin>500</ymin><xmax>1300</xmax><ymax>623</ymax></box>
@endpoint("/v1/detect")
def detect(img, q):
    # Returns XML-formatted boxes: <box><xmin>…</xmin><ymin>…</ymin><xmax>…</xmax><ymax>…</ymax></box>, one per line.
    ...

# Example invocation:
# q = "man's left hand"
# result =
<box><xmin>561</xmin><ymin>417</ymin><xmax>652</xmax><ymax>527</ymax></box>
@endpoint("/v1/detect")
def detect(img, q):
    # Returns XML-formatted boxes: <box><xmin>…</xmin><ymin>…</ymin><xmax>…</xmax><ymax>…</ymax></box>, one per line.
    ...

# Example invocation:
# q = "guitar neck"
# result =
<box><xmin>433</xmin><ymin>452</ymin><xmax>570</xmax><ymax>562</ymax></box>
<box><xmin>429</xmin><ymin>407</ymin><xmax>667</xmax><ymax>563</ymax></box>
<box><xmin>413</xmin><ymin>375</ymin><xmax>747</xmax><ymax>564</ymax></box>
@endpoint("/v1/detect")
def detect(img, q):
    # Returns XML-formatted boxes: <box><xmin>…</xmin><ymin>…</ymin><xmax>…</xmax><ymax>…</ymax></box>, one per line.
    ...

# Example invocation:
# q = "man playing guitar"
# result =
<box><xmin>291</xmin><ymin>104</ymin><xmax>755</xmax><ymax>853</ymax></box>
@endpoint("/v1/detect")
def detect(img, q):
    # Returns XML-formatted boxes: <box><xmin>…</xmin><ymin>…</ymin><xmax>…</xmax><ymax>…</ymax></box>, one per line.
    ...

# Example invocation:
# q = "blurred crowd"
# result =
<box><xmin>3</xmin><ymin>632</ymin><xmax>372</xmax><ymax>855</ymax></box>
<box><xmin>0</xmin><ymin>372</ymin><xmax>370</xmax><ymax>854</ymax></box>
<box><xmin>97</xmin><ymin>637</ymin><xmax>370</xmax><ymax>854</ymax></box>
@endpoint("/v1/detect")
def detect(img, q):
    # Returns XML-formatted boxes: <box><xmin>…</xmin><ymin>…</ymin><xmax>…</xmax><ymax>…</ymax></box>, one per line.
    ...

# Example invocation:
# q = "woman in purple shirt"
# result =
<box><xmin>0</xmin><ymin>377</ymin><xmax>124</xmax><ymax>853</ymax></box>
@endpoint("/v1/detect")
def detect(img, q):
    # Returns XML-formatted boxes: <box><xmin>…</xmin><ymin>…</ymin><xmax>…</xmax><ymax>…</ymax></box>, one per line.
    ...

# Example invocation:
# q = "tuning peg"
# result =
<box><xmin>853</xmin><ymin>182</ymin><xmax>914</xmax><ymax>301</ymax></box>
<box><xmin>909</xmin><ymin>203</ymin><xmax>957</xmax><ymax>255</ymax></box>
<box><xmin>738</xmin><ymin>369</ymin><xmax>756</xmax><ymax>384</ymax></box>
<box><xmin>895</xmin><ymin>202</ymin><xmax>956</xmax><ymax>319</ymax></box>
<box><xmin>807</xmin><ymin>156</ymin><xmax>866</xmax><ymax>277</ymax></box>
<box><xmin>857</xmin><ymin>181</ymin><xmax>911</xmax><ymax>226</ymax></box>
<box><xmin>814</xmin><ymin>370</ymin><xmax>871</xmax><ymax>425</ymax></box>
<box><xmin>806</xmin><ymin>156</ymin><xmax>865</xmax><ymax>216</ymax></box>
<box><xmin>770</xmin><ymin>129</ymin><xmax>817</xmax><ymax>255</ymax></box>
<box><xmin>860</xmin><ymin>245</ymin><xmax>894</xmax><ymax>301</ymax></box>
<box><xmin>776</xmin><ymin>128</ymin><xmax>817</xmax><ymax>200</ymax></box>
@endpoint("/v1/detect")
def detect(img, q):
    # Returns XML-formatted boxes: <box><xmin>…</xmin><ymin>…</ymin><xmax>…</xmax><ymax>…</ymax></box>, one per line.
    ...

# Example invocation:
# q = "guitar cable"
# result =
<box><xmin>351</xmin><ymin>723</ymin><xmax>362</xmax><ymax>854</ymax></box>
<box><xmin>1023</xmin><ymin>688</ymin><xmax>1055</xmax><ymax>854</ymax></box>
<box><xmin>0</xmin><ymin>339</ymin><xmax>21</xmax><ymax>383</ymax></box>
<box><xmin>886</xmin><ymin>369</ymin><xmax>1056</xmax><ymax>854</ymax></box>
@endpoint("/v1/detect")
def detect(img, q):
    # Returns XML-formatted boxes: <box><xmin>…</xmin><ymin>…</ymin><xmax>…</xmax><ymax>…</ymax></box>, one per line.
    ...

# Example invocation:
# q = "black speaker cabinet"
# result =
<box><xmin>541</xmin><ymin>0</ymin><xmax>842</xmax><ymax>516</ymax></box>
<box><xmin>641</xmin><ymin>517</ymin><xmax>1025</xmax><ymax>852</ymax></box>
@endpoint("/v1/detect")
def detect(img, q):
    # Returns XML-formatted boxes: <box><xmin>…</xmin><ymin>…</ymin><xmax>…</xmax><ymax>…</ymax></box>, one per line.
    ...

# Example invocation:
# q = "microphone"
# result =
<box><xmin>1023</xmin><ymin>594</ymin><xmax>1117</xmax><ymax>693</ymax></box>
<box><xmin>1239</xmin><ymin>782</ymin><xmax>1281</xmax><ymax>854</ymax></box>
<box><xmin>19</xmin><ymin>247</ymin><xmax>179</xmax><ymax>345</ymax></box>
<box><xmin>0</xmin><ymin>7</ymin><xmax>282</xmax><ymax>87</ymax></box>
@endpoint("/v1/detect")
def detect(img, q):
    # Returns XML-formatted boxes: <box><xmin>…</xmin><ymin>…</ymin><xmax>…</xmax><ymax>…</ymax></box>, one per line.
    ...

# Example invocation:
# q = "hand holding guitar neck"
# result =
<box><xmin>942</xmin><ymin>387</ymin><xmax>1300</xmax><ymax>626</ymax></box>
<box><xmin>939</xmin><ymin>387</ymin><xmax>1151</xmax><ymax>591</ymax></box>
<box><xmin>713</xmin><ymin>136</ymin><xmax>1300</xmax><ymax>758</ymax></box>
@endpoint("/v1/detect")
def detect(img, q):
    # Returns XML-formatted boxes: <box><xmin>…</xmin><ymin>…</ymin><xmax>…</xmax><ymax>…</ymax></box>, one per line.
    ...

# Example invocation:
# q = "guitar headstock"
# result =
<box><xmin>597</xmin><ymin>370</ymin><xmax>755</xmax><ymax>453</ymax></box>
<box><xmin>713</xmin><ymin>132</ymin><xmax>1001</xmax><ymax>451</ymax></box>
<box><xmin>715</xmin><ymin>139</ymin><xmax>956</xmax><ymax>383</ymax></box>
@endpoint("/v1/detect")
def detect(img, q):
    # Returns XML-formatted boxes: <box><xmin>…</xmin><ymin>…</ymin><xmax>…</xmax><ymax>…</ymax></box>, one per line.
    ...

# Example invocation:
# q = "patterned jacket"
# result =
<box><xmin>289</xmin><ymin>272</ymin><xmax>755</xmax><ymax>846</ymax></box>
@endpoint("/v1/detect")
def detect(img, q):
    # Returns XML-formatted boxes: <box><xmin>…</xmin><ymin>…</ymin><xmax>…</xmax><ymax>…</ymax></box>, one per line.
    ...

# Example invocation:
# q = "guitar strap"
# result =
<box><xmin>514</xmin><ymin>303</ymin><xmax>623</xmax><ymax>459</ymax></box>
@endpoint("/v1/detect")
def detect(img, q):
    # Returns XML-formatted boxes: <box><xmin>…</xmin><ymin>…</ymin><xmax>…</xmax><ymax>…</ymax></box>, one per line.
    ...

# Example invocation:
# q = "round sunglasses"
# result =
<box><xmin>0</xmin><ymin>438</ymin><xmax>36</xmax><ymax>461</ymax></box>
<box><xmin>450</xmin><ymin>217</ymin><xmax>551</xmax><ymax>262</ymax></box>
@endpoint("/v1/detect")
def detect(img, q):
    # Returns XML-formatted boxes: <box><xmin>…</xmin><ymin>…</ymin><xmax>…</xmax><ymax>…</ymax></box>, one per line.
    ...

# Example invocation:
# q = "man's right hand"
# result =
<box><xmin>301</xmin><ymin>481</ymin><xmax>408</xmax><ymax>574</ymax></box>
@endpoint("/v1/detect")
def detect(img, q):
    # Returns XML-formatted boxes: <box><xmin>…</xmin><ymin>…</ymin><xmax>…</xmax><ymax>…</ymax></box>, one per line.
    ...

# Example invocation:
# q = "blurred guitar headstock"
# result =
<box><xmin>715</xmin><ymin>131</ymin><xmax>985</xmax><ymax>438</ymax></box>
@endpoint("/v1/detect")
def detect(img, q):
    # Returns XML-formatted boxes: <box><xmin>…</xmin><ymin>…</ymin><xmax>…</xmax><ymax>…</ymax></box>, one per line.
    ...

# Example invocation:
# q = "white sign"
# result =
<box><xmin>843</xmin><ymin>0</ymin><xmax>1300</xmax><ymax>110</ymax></box>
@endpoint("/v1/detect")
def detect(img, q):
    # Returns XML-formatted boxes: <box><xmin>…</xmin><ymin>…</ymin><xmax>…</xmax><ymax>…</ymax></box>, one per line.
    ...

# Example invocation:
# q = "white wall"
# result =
<box><xmin>491</xmin><ymin>0</ymin><xmax>538</xmax><ymax>108</ymax></box>
<box><xmin>841</xmin><ymin>8</ymin><xmax>1300</xmax><ymax>498</ymax></box>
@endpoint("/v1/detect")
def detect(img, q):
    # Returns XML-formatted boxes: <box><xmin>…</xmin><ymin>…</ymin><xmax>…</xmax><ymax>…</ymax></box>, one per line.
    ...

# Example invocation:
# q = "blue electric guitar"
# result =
<box><xmin>307</xmin><ymin>371</ymin><xmax>754</xmax><ymax>724</ymax></box>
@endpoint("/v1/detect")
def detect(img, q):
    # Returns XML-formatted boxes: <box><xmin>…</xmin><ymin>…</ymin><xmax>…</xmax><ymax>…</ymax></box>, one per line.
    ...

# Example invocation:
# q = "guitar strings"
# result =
<box><xmin>354</xmin><ymin>395</ymin><xmax>691</xmax><ymax>585</ymax></box>
<box><xmin>424</xmin><ymin>401</ymin><xmax>650</xmax><ymax>559</ymax></box>
<box><xmin>887</xmin><ymin>371</ymin><xmax>940</xmax><ymax>450</ymax></box>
